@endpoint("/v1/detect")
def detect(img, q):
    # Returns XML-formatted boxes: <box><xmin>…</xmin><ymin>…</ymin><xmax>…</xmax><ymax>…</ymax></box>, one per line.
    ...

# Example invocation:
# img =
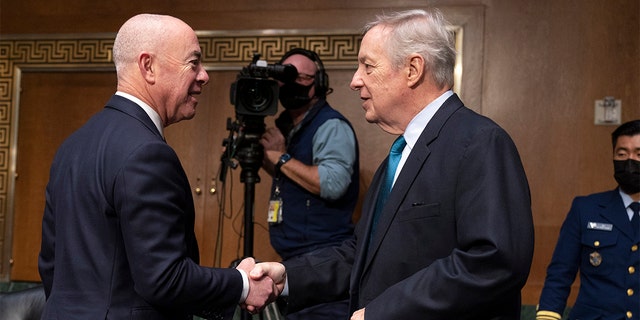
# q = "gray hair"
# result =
<box><xmin>363</xmin><ymin>9</ymin><xmax>456</xmax><ymax>89</ymax></box>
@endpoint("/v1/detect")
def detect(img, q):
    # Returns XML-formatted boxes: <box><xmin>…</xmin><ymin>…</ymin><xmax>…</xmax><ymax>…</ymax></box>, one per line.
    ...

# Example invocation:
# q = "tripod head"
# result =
<box><xmin>220</xmin><ymin>115</ymin><xmax>265</xmax><ymax>185</ymax></box>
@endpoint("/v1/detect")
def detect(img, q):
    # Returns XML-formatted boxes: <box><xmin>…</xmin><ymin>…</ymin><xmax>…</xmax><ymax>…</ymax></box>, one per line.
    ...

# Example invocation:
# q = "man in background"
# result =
<box><xmin>260</xmin><ymin>48</ymin><xmax>359</xmax><ymax>319</ymax></box>
<box><xmin>537</xmin><ymin>119</ymin><xmax>640</xmax><ymax>320</ymax></box>
<box><xmin>38</xmin><ymin>13</ymin><xmax>284</xmax><ymax>320</ymax></box>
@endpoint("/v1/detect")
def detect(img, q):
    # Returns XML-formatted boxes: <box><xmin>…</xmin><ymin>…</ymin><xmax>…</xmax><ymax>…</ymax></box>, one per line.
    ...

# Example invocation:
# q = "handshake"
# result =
<box><xmin>235</xmin><ymin>257</ymin><xmax>287</xmax><ymax>314</ymax></box>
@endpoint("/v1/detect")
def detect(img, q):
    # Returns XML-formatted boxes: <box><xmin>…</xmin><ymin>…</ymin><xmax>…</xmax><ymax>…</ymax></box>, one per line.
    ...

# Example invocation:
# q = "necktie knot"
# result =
<box><xmin>386</xmin><ymin>136</ymin><xmax>406</xmax><ymax>190</ymax></box>
<box><xmin>390</xmin><ymin>136</ymin><xmax>406</xmax><ymax>155</ymax></box>
<box><xmin>630</xmin><ymin>202</ymin><xmax>640</xmax><ymax>216</ymax></box>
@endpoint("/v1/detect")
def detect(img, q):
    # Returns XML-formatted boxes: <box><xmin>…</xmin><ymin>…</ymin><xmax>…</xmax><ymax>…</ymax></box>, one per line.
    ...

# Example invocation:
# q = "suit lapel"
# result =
<box><xmin>359</xmin><ymin>94</ymin><xmax>465</xmax><ymax>272</ymax></box>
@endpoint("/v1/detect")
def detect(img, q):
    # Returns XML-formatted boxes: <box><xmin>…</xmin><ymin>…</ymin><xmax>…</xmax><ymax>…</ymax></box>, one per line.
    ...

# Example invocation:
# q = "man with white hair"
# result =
<box><xmin>260</xmin><ymin>8</ymin><xmax>534</xmax><ymax>320</ymax></box>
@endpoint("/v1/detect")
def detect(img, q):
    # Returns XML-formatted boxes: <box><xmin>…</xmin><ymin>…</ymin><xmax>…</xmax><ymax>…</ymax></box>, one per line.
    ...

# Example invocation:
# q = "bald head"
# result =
<box><xmin>112</xmin><ymin>14</ymin><xmax>193</xmax><ymax>76</ymax></box>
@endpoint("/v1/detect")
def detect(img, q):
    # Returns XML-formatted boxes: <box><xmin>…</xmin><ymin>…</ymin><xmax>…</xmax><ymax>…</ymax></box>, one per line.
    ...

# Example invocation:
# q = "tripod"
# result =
<box><xmin>221</xmin><ymin>117</ymin><xmax>283</xmax><ymax>320</ymax></box>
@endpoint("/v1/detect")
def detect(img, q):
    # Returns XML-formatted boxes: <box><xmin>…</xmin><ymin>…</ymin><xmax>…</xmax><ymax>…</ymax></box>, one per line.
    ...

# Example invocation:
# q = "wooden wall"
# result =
<box><xmin>1</xmin><ymin>0</ymin><xmax>639</xmax><ymax>306</ymax></box>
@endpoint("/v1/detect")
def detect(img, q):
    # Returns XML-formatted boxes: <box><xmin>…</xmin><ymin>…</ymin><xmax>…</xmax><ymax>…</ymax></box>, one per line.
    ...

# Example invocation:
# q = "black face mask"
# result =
<box><xmin>279</xmin><ymin>82</ymin><xmax>314</xmax><ymax>110</ymax></box>
<box><xmin>614</xmin><ymin>159</ymin><xmax>640</xmax><ymax>194</ymax></box>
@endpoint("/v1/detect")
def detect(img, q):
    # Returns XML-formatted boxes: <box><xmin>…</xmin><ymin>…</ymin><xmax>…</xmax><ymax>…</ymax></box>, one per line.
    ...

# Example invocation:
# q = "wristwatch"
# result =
<box><xmin>275</xmin><ymin>153</ymin><xmax>292</xmax><ymax>170</ymax></box>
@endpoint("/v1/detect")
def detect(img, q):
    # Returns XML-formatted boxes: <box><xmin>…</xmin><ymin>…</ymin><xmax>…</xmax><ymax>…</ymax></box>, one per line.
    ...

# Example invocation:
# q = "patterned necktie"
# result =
<box><xmin>630</xmin><ymin>202</ymin><xmax>640</xmax><ymax>237</ymax></box>
<box><xmin>370</xmin><ymin>136</ymin><xmax>406</xmax><ymax>239</ymax></box>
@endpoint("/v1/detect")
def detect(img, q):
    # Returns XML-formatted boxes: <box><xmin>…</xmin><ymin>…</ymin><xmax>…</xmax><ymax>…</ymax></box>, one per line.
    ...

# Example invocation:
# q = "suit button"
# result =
<box><xmin>627</xmin><ymin>311</ymin><xmax>632</xmax><ymax>318</ymax></box>
<box><xmin>594</xmin><ymin>241</ymin><xmax>600</xmax><ymax>247</ymax></box>
<box><xmin>630</xmin><ymin>266</ymin><xmax>636</xmax><ymax>274</ymax></box>
<box><xmin>632</xmin><ymin>245</ymin><xmax>638</xmax><ymax>252</ymax></box>
<box><xmin>628</xmin><ymin>288</ymin><xmax>634</xmax><ymax>296</ymax></box>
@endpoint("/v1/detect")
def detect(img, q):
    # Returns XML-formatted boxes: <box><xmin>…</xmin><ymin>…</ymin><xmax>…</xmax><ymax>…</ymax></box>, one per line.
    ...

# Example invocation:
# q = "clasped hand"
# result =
<box><xmin>235</xmin><ymin>257</ymin><xmax>286</xmax><ymax>314</ymax></box>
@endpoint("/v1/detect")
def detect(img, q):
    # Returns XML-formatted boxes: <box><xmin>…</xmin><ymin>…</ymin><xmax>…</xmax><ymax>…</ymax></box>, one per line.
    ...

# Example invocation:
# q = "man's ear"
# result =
<box><xmin>138</xmin><ymin>52</ymin><xmax>156</xmax><ymax>84</ymax></box>
<box><xmin>407</xmin><ymin>53</ymin><xmax>424</xmax><ymax>88</ymax></box>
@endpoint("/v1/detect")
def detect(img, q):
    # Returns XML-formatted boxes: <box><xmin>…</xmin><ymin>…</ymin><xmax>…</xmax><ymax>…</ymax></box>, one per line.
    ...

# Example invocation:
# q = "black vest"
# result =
<box><xmin>269</xmin><ymin>100</ymin><xmax>359</xmax><ymax>260</ymax></box>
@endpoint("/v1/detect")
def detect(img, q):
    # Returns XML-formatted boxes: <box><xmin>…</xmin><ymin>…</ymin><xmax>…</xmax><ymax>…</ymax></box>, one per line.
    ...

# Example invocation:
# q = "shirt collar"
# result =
<box><xmin>619</xmin><ymin>187</ymin><xmax>635</xmax><ymax>209</ymax></box>
<box><xmin>403</xmin><ymin>90</ymin><xmax>454</xmax><ymax>151</ymax></box>
<box><xmin>115</xmin><ymin>91</ymin><xmax>164</xmax><ymax>138</ymax></box>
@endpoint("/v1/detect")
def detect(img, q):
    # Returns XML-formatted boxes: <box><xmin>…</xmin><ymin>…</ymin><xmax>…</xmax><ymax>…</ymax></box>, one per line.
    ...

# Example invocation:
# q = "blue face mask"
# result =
<box><xmin>279</xmin><ymin>82</ymin><xmax>313</xmax><ymax>110</ymax></box>
<box><xmin>614</xmin><ymin>159</ymin><xmax>640</xmax><ymax>194</ymax></box>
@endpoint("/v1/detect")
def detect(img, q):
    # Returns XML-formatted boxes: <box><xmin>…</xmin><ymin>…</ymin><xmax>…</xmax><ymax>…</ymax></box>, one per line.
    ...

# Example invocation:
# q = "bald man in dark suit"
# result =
<box><xmin>38</xmin><ymin>13</ymin><xmax>284</xmax><ymax>320</ymax></box>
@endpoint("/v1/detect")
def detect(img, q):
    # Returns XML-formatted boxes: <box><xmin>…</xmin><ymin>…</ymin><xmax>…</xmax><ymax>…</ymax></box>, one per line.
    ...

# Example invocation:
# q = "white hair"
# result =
<box><xmin>363</xmin><ymin>9</ymin><xmax>456</xmax><ymax>89</ymax></box>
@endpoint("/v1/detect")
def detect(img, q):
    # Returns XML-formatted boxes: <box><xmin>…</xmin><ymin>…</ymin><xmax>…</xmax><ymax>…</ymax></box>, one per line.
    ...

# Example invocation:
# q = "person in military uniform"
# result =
<box><xmin>536</xmin><ymin>119</ymin><xmax>640</xmax><ymax>320</ymax></box>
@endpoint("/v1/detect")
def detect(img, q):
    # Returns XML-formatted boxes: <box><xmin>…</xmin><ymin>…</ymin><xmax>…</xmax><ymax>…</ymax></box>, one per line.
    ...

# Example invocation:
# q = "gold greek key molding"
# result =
<box><xmin>196</xmin><ymin>31</ymin><xmax>361</xmax><ymax>67</ymax></box>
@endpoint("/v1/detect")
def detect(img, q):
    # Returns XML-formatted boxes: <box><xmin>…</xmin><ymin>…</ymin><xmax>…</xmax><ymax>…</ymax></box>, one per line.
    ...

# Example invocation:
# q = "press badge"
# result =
<box><xmin>268</xmin><ymin>199</ymin><xmax>283</xmax><ymax>224</ymax></box>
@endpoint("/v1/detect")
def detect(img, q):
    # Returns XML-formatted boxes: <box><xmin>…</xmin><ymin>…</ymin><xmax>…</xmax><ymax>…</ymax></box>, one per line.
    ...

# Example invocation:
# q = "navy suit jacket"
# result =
<box><xmin>38</xmin><ymin>95</ymin><xmax>242</xmax><ymax>320</ymax></box>
<box><xmin>538</xmin><ymin>189</ymin><xmax>639</xmax><ymax>319</ymax></box>
<box><xmin>284</xmin><ymin>94</ymin><xmax>534</xmax><ymax>319</ymax></box>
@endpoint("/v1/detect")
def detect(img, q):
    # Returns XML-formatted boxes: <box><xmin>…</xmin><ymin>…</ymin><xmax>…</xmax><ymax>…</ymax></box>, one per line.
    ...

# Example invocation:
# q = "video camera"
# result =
<box><xmin>221</xmin><ymin>54</ymin><xmax>297</xmax><ymax>184</ymax></box>
<box><xmin>230</xmin><ymin>54</ymin><xmax>297</xmax><ymax>117</ymax></box>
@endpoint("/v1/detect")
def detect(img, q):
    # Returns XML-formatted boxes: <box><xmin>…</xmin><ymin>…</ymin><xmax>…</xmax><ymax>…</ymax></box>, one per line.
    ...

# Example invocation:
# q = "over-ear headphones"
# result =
<box><xmin>278</xmin><ymin>48</ymin><xmax>330</xmax><ymax>97</ymax></box>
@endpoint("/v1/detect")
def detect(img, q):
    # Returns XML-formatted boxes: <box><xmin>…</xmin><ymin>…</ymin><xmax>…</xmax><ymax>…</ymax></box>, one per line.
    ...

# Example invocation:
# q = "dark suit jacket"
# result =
<box><xmin>538</xmin><ymin>189</ymin><xmax>639</xmax><ymax>319</ymax></box>
<box><xmin>38</xmin><ymin>95</ymin><xmax>241</xmax><ymax>320</ymax></box>
<box><xmin>284</xmin><ymin>94</ymin><xmax>534</xmax><ymax>319</ymax></box>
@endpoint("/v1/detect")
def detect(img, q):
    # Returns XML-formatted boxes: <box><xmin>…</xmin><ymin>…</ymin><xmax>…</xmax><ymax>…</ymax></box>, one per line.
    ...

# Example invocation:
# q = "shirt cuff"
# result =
<box><xmin>238</xmin><ymin>269</ymin><xmax>249</xmax><ymax>303</ymax></box>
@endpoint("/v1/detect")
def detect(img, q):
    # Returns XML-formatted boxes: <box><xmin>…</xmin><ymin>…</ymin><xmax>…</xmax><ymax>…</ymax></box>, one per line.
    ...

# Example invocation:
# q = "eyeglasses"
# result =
<box><xmin>296</xmin><ymin>72</ymin><xmax>315</xmax><ymax>82</ymax></box>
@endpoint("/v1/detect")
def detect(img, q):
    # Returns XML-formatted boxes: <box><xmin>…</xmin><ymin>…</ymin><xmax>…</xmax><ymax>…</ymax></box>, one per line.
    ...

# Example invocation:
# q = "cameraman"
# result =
<box><xmin>260</xmin><ymin>48</ymin><xmax>359</xmax><ymax>320</ymax></box>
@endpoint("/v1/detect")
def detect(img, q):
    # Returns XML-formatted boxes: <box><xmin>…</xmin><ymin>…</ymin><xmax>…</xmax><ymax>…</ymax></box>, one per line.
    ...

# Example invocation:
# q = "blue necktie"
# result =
<box><xmin>630</xmin><ymin>202</ymin><xmax>640</xmax><ymax>237</ymax></box>
<box><xmin>370</xmin><ymin>136</ymin><xmax>406</xmax><ymax>239</ymax></box>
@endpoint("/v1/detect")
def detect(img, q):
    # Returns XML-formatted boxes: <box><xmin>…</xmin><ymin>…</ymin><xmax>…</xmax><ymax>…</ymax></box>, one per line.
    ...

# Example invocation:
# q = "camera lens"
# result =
<box><xmin>240</xmin><ymin>81</ymin><xmax>273</xmax><ymax>113</ymax></box>
<box><xmin>233</xmin><ymin>77</ymin><xmax>278</xmax><ymax>116</ymax></box>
